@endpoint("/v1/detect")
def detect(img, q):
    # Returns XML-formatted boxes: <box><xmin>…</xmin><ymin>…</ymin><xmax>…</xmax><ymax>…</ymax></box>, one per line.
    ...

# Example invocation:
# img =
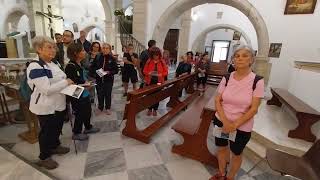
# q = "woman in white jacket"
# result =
<box><xmin>27</xmin><ymin>36</ymin><xmax>73</xmax><ymax>170</ymax></box>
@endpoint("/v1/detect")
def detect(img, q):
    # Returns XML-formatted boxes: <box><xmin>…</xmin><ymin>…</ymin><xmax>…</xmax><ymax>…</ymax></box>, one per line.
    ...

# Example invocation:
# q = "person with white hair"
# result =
<box><xmin>27</xmin><ymin>36</ymin><xmax>74</xmax><ymax>170</ymax></box>
<box><xmin>210</xmin><ymin>46</ymin><xmax>264</xmax><ymax>180</ymax></box>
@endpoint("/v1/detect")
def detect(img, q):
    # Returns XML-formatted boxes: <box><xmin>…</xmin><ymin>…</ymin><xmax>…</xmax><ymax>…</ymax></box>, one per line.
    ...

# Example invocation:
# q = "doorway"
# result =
<box><xmin>163</xmin><ymin>29</ymin><xmax>179</xmax><ymax>62</ymax></box>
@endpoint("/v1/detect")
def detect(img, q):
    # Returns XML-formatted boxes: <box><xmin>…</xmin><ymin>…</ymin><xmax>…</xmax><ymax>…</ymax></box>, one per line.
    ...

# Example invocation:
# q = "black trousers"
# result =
<box><xmin>96</xmin><ymin>81</ymin><xmax>113</xmax><ymax>110</ymax></box>
<box><xmin>197</xmin><ymin>76</ymin><xmax>207</xmax><ymax>86</ymax></box>
<box><xmin>147</xmin><ymin>80</ymin><xmax>159</xmax><ymax>111</ymax></box>
<box><xmin>71</xmin><ymin>96</ymin><xmax>92</xmax><ymax>134</ymax></box>
<box><xmin>37</xmin><ymin>110</ymin><xmax>65</xmax><ymax>160</ymax></box>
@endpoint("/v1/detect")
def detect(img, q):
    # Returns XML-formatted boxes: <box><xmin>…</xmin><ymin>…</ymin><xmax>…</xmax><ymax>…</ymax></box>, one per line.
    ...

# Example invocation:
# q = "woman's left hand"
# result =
<box><xmin>222</xmin><ymin>122</ymin><xmax>237</xmax><ymax>133</ymax></box>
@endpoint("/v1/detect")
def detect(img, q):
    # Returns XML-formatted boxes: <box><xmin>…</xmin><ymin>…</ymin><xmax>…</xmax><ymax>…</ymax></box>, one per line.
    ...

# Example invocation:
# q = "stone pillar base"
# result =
<box><xmin>253</xmin><ymin>56</ymin><xmax>272</xmax><ymax>86</ymax></box>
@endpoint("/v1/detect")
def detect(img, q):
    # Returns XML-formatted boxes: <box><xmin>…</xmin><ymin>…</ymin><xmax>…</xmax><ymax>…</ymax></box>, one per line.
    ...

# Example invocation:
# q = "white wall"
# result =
<box><xmin>205</xmin><ymin>29</ymin><xmax>247</xmax><ymax>62</ymax></box>
<box><xmin>62</xmin><ymin>0</ymin><xmax>105</xmax><ymax>40</ymax></box>
<box><xmin>146</xmin><ymin>0</ymin><xmax>176</xmax><ymax>42</ymax></box>
<box><xmin>204</xmin><ymin>29</ymin><xmax>246</xmax><ymax>47</ymax></box>
<box><xmin>245</xmin><ymin>0</ymin><xmax>320</xmax><ymax>110</ymax></box>
<box><xmin>0</xmin><ymin>0</ymin><xmax>29</xmax><ymax>40</ymax></box>
<box><xmin>189</xmin><ymin>4</ymin><xmax>257</xmax><ymax>51</ymax></box>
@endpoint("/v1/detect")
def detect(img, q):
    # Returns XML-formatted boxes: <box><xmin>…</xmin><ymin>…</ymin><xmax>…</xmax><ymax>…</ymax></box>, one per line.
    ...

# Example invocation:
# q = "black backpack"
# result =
<box><xmin>224</xmin><ymin>73</ymin><xmax>263</xmax><ymax>91</ymax></box>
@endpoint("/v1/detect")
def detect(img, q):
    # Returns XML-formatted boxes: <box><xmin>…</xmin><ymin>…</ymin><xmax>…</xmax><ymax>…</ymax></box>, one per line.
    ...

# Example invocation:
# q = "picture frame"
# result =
<box><xmin>284</xmin><ymin>0</ymin><xmax>317</xmax><ymax>14</ymax></box>
<box><xmin>232</xmin><ymin>31</ymin><xmax>241</xmax><ymax>40</ymax></box>
<box><xmin>268</xmin><ymin>43</ymin><xmax>282</xmax><ymax>58</ymax></box>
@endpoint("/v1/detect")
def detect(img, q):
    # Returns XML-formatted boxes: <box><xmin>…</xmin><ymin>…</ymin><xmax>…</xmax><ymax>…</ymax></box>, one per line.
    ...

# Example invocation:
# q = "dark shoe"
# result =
<box><xmin>147</xmin><ymin>109</ymin><xmax>152</xmax><ymax>116</ymax></box>
<box><xmin>123</xmin><ymin>92</ymin><xmax>127</xmax><ymax>97</ymax></box>
<box><xmin>36</xmin><ymin>158</ymin><xmax>58</xmax><ymax>170</ymax></box>
<box><xmin>51</xmin><ymin>145</ymin><xmax>70</xmax><ymax>155</ymax></box>
<box><xmin>72</xmin><ymin>133</ymin><xmax>89</xmax><ymax>141</ymax></box>
<box><xmin>83</xmin><ymin>127</ymin><xmax>100</xmax><ymax>134</ymax></box>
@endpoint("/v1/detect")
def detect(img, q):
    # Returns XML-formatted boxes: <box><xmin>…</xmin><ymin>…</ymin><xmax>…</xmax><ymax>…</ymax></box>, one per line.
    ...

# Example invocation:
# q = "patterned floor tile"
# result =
<box><xmin>84</xmin><ymin>148</ymin><xmax>126</xmax><ymax>178</ymax></box>
<box><xmin>92</xmin><ymin>120</ymin><xmax>120</xmax><ymax>134</ymax></box>
<box><xmin>50</xmin><ymin>152</ymin><xmax>87</xmax><ymax>180</ymax></box>
<box><xmin>87</xmin><ymin>132</ymin><xmax>122</xmax><ymax>152</ymax></box>
<box><xmin>154</xmin><ymin>141</ymin><xmax>184</xmax><ymax>163</ymax></box>
<box><xmin>84</xmin><ymin>171</ymin><xmax>128</xmax><ymax>180</ymax></box>
<box><xmin>128</xmin><ymin>164</ymin><xmax>173</xmax><ymax>180</ymax></box>
<box><xmin>124</xmin><ymin>144</ymin><xmax>163</xmax><ymax>170</ymax></box>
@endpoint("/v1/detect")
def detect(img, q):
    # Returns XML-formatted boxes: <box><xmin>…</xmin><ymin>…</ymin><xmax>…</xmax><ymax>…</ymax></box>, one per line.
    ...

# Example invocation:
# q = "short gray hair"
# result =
<box><xmin>32</xmin><ymin>36</ymin><xmax>55</xmax><ymax>54</ymax></box>
<box><xmin>233</xmin><ymin>45</ymin><xmax>255</xmax><ymax>58</ymax></box>
<box><xmin>233</xmin><ymin>45</ymin><xmax>255</xmax><ymax>66</ymax></box>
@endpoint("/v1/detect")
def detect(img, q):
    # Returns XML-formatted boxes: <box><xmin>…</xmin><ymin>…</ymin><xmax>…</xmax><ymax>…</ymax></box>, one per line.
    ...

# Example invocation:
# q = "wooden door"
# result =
<box><xmin>163</xmin><ymin>29</ymin><xmax>179</xmax><ymax>61</ymax></box>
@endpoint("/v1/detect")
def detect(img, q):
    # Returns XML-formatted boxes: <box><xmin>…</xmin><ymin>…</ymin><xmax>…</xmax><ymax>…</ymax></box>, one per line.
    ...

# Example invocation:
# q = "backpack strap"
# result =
<box><xmin>27</xmin><ymin>60</ymin><xmax>46</xmax><ymax>92</ymax></box>
<box><xmin>224</xmin><ymin>74</ymin><xmax>231</xmax><ymax>87</ymax></box>
<box><xmin>252</xmin><ymin>75</ymin><xmax>263</xmax><ymax>91</ymax></box>
<box><xmin>224</xmin><ymin>73</ymin><xmax>263</xmax><ymax>91</ymax></box>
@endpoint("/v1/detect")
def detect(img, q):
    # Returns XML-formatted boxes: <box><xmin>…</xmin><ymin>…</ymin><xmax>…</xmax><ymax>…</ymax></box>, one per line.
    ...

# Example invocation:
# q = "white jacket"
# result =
<box><xmin>27</xmin><ymin>60</ymin><xmax>68</xmax><ymax>115</ymax></box>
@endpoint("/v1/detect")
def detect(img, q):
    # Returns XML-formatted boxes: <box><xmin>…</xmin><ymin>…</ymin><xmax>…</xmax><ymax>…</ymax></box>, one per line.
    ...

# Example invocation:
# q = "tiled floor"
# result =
<box><xmin>0</xmin><ymin>69</ymin><xmax>299</xmax><ymax>180</ymax></box>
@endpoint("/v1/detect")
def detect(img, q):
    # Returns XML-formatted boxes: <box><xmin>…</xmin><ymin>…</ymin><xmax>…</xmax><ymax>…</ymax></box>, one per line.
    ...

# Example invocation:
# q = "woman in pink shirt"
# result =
<box><xmin>210</xmin><ymin>46</ymin><xmax>264</xmax><ymax>180</ymax></box>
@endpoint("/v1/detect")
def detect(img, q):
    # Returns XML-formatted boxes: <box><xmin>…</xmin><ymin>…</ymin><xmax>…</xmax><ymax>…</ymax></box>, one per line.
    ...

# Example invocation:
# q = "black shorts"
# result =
<box><xmin>122</xmin><ymin>68</ymin><xmax>138</xmax><ymax>83</ymax></box>
<box><xmin>213</xmin><ymin>116</ymin><xmax>251</xmax><ymax>155</ymax></box>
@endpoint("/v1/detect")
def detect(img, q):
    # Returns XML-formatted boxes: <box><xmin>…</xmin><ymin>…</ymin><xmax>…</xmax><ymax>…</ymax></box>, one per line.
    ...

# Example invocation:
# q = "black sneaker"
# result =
<box><xmin>123</xmin><ymin>93</ymin><xmax>127</xmax><ymax>97</ymax></box>
<box><xmin>36</xmin><ymin>158</ymin><xmax>58</xmax><ymax>170</ymax></box>
<box><xmin>83</xmin><ymin>127</ymin><xmax>100</xmax><ymax>134</ymax></box>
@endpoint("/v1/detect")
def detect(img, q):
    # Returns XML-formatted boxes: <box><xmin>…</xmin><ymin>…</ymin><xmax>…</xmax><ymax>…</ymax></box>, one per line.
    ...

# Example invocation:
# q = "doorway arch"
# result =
<box><xmin>152</xmin><ymin>0</ymin><xmax>269</xmax><ymax>57</ymax></box>
<box><xmin>3</xmin><ymin>7</ymin><xmax>29</xmax><ymax>35</ymax></box>
<box><xmin>191</xmin><ymin>24</ymin><xmax>252</xmax><ymax>52</ymax></box>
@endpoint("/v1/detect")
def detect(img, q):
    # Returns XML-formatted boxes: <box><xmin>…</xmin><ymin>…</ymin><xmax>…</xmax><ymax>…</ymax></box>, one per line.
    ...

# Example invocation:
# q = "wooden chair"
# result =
<box><xmin>266</xmin><ymin>139</ymin><xmax>320</xmax><ymax>180</ymax></box>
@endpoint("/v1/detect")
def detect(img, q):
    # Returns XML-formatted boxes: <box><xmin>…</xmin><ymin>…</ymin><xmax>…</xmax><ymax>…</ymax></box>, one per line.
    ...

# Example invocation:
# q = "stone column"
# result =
<box><xmin>253</xmin><ymin>56</ymin><xmax>272</xmax><ymax>85</ymax></box>
<box><xmin>27</xmin><ymin>0</ymin><xmax>45</xmax><ymax>37</ymax></box>
<box><xmin>132</xmin><ymin>0</ymin><xmax>147</xmax><ymax>45</ymax></box>
<box><xmin>113</xmin><ymin>0</ymin><xmax>122</xmax><ymax>52</ymax></box>
<box><xmin>177</xmin><ymin>10</ymin><xmax>192</xmax><ymax>59</ymax></box>
<box><xmin>105</xmin><ymin>20</ymin><xmax>114</xmax><ymax>44</ymax></box>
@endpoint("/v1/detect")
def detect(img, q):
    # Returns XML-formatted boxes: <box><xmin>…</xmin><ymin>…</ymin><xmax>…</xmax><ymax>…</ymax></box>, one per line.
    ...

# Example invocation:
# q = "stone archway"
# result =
<box><xmin>82</xmin><ymin>25</ymin><xmax>106</xmax><ymax>41</ymax></box>
<box><xmin>82</xmin><ymin>25</ymin><xmax>106</xmax><ymax>34</ymax></box>
<box><xmin>152</xmin><ymin>0</ymin><xmax>269</xmax><ymax>57</ymax></box>
<box><xmin>3</xmin><ymin>7</ymin><xmax>30</xmax><ymax>36</ymax></box>
<box><xmin>191</xmin><ymin>24</ymin><xmax>252</xmax><ymax>52</ymax></box>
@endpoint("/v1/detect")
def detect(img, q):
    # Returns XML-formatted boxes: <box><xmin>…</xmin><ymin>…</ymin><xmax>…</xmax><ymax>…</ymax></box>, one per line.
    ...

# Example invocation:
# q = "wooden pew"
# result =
<box><xmin>171</xmin><ymin>90</ymin><xmax>218</xmax><ymax>167</ymax></box>
<box><xmin>267</xmin><ymin>88</ymin><xmax>320</xmax><ymax>142</ymax></box>
<box><xmin>122</xmin><ymin>73</ymin><xmax>199</xmax><ymax>143</ymax></box>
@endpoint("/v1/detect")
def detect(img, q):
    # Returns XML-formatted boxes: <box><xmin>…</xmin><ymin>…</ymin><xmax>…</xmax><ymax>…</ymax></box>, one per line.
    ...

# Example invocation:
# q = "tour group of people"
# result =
<box><xmin>27</xmin><ymin>30</ymin><xmax>264</xmax><ymax>180</ymax></box>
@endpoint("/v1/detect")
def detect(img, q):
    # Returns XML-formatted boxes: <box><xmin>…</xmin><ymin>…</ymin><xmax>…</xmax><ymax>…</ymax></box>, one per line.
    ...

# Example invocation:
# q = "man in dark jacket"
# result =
<box><xmin>75</xmin><ymin>30</ymin><xmax>91</xmax><ymax>53</ymax></box>
<box><xmin>139</xmin><ymin>40</ymin><xmax>156</xmax><ymax>88</ymax></box>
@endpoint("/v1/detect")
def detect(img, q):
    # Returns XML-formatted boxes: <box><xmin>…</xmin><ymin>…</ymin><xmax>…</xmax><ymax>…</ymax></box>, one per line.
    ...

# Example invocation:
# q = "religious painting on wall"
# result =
<box><xmin>232</xmin><ymin>31</ymin><xmax>241</xmax><ymax>40</ymax></box>
<box><xmin>284</xmin><ymin>0</ymin><xmax>317</xmax><ymax>14</ymax></box>
<box><xmin>268</xmin><ymin>43</ymin><xmax>282</xmax><ymax>58</ymax></box>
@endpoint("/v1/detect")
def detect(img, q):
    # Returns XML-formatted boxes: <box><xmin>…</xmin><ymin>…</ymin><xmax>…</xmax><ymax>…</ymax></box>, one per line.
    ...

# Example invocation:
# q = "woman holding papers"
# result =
<box><xmin>27</xmin><ymin>36</ymin><xmax>74</xmax><ymax>170</ymax></box>
<box><xmin>91</xmin><ymin>43</ymin><xmax>119</xmax><ymax>115</ymax></box>
<box><xmin>210</xmin><ymin>46</ymin><xmax>264</xmax><ymax>180</ymax></box>
<box><xmin>143</xmin><ymin>47</ymin><xmax>168</xmax><ymax>116</ymax></box>
<box><xmin>65</xmin><ymin>43</ymin><xmax>100</xmax><ymax>141</ymax></box>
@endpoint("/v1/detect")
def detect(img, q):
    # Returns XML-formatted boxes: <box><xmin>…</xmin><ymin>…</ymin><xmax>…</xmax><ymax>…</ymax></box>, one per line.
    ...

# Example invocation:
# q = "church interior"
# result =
<box><xmin>0</xmin><ymin>0</ymin><xmax>320</xmax><ymax>180</ymax></box>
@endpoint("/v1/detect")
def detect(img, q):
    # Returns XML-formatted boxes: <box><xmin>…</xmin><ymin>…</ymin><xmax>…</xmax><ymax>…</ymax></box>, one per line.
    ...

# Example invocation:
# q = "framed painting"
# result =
<box><xmin>268</xmin><ymin>43</ymin><xmax>282</xmax><ymax>58</ymax></box>
<box><xmin>232</xmin><ymin>31</ymin><xmax>241</xmax><ymax>40</ymax></box>
<box><xmin>284</xmin><ymin>0</ymin><xmax>317</xmax><ymax>14</ymax></box>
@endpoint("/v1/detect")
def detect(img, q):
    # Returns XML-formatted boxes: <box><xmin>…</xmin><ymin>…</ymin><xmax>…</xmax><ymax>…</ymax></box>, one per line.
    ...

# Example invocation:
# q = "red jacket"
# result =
<box><xmin>143</xmin><ymin>59</ymin><xmax>168</xmax><ymax>85</ymax></box>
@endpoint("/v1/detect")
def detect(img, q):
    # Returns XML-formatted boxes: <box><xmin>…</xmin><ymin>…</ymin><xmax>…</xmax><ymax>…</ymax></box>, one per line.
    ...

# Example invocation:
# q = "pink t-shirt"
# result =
<box><xmin>215</xmin><ymin>72</ymin><xmax>264</xmax><ymax>132</ymax></box>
